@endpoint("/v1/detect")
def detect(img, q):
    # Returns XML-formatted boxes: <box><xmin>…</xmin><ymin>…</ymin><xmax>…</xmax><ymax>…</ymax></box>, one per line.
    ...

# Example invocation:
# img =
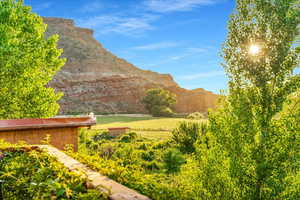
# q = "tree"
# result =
<box><xmin>220</xmin><ymin>0</ymin><xmax>300</xmax><ymax>197</ymax></box>
<box><xmin>0</xmin><ymin>0</ymin><xmax>65</xmax><ymax>119</ymax></box>
<box><xmin>183</xmin><ymin>0</ymin><xmax>299</xmax><ymax>199</ymax></box>
<box><xmin>142</xmin><ymin>88</ymin><xmax>177</xmax><ymax>117</ymax></box>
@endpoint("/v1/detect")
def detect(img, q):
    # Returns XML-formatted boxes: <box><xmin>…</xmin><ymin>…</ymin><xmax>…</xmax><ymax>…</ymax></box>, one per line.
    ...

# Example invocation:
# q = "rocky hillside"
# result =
<box><xmin>44</xmin><ymin>17</ymin><xmax>218</xmax><ymax>114</ymax></box>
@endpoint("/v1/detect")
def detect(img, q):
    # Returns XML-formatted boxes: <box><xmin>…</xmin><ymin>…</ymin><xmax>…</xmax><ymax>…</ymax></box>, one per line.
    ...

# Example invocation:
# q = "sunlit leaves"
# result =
<box><xmin>0</xmin><ymin>0</ymin><xmax>66</xmax><ymax>119</ymax></box>
<box><xmin>192</xmin><ymin>0</ymin><xmax>300</xmax><ymax>199</ymax></box>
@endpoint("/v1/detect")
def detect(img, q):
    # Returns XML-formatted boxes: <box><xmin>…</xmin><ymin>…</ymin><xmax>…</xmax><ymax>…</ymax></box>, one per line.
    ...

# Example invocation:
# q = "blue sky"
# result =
<box><xmin>25</xmin><ymin>0</ymin><xmax>236</xmax><ymax>93</ymax></box>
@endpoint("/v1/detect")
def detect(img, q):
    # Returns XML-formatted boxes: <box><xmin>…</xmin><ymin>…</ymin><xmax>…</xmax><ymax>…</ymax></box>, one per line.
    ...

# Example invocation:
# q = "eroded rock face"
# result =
<box><xmin>45</xmin><ymin>17</ymin><xmax>218</xmax><ymax>114</ymax></box>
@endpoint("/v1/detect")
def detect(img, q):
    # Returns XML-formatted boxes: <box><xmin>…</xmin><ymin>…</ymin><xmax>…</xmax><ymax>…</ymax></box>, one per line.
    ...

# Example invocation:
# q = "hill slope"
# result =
<box><xmin>45</xmin><ymin>17</ymin><xmax>218</xmax><ymax>114</ymax></box>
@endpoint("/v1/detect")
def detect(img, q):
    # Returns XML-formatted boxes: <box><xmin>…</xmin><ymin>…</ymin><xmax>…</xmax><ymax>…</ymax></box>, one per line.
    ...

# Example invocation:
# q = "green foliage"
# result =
<box><xmin>70</xmin><ymin>149</ymin><xmax>190</xmax><ymax>200</ymax></box>
<box><xmin>73</xmin><ymin>130</ymin><xmax>195</xmax><ymax>199</ymax></box>
<box><xmin>280</xmin><ymin>89</ymin><xmax>300</xmax><ymax>117</ymax></box>
<box><xmin>172</xmin><ymin>121</ymin><xmax>207</xmax><ymax>153</ymax></box>
<box><xmin>0</xmin><ymin>142</ymin><xmax>106</xmax><ymax>199</ymax></box>
<box><xmin>151</xmin><ymin>105</ymin><xmax>174</xmax><ymax>117</ymax></box>
<box><xmin>142</xmin><ymin>88</ymin><xmax>177</xmax><ymax>117</ymax></box>
<box><xmin>92</xmin><ymin>131</ymin><xmax>114</xmax><ymax>141</ymax></box>
<box><xmin>162</xmin><ymin>148</ymin><xmax>186</xmax><ymax>173</ymax></box>
<box><xmin>183</xmin><ymin>0</ymin><xmax>300</xmax><ymax>199</ymax></box>
<box><xmin>0</xmin><ymin>0</ymin><xmax>65</xmax><ymax>119</ymax></box>
<box><xmin>186</xmin><ymin>112</ymin><xmax>205</xmax><ymax>120</ymax></box>
<box><xmin>141</xmin><ymin>150</ymin><xmax>156</xmax><ymax>161</ymax></box>
<box><xmin>120</xmin><ymin>132</ymin><xmax>138</xmax><ymax>143</ymax></box>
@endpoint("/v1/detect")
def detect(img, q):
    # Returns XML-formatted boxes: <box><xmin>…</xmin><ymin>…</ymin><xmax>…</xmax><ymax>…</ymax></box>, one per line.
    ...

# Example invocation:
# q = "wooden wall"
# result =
<box><xmin>0</xmin><ymin>127</ymin><xmax>78</xmax><ymax>151</ymax></box>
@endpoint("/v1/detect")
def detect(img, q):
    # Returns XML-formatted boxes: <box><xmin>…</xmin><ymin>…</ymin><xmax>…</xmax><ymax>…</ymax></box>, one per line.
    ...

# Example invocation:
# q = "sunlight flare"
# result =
<box><xmin>249</xmin><ymin>44</ymin><xmax>261</xmax><ymax>55</ymax></box>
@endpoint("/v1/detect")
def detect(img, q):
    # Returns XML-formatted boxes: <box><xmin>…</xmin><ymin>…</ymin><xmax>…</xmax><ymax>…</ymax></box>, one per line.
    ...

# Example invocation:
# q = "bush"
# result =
<box><xmin>69</xmin><ymin>150</ymin><xmax>190</xmax><ymax>200</ymax></box>
<box><xmin>99</xmin><ymin>143</ymin><xmax>116</xmax><ymax>159</ymax></box>
<box><xmin>74</xmin><ymin>134</ymin><xmax>193</xmax><ymax>199</ymax></box>
<box><xmin>187</xmin><ymin>112</ymin><xmax>205</xmax><ymax>120</ymax></box>
<box><xmin>151</xmin><ymin>105</ymin><xmax>175</xmax><ymax>117</ymax></box>
<box><xmin>141</xmin><ymin>150</ymin><xmax>156</xmax><ymax>161</ymax></box>
<box><xmin>92</xmin><ymin>131</ymin><xmax>115</xmax><ymax>141</ymax></box>
<box><xmin>172</xmin><ymin>121</ymin><xmax>207</xmax><ymax>153</ymax></box>
<box><xmin>162</xmin><ymin>148</ymin><xmax>186</xmax><ymax>173</ymax></box>
<box><xmin>142</xmin><ymin>160</ymin><xmax>162</xmax><ymax>171</ymax></box>
<box><xmin>119</xmin><ymin>132</ymin><xmax>137</xmax><ymax>143</ymax></box>
<box><xmin>142</xmin><ymin>88</ymin><xmax>177</xmax><ymax>117</ymax></box>
<box><xmin>0</xmin><ymin>144</ymin><xmax>106</xmax><ymax>199</ymax></box>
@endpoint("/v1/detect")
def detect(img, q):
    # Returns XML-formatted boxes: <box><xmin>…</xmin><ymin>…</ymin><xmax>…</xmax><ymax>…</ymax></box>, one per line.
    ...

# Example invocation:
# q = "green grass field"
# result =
<box><xmin>96</xmin><ymin>116</ymin><xmax>154</xmax><ymax>124</ymax></box>
<box><xmin>93</xmin><ymin>116</ymin><xmax>204</xmax><ymax>140</ymax></box>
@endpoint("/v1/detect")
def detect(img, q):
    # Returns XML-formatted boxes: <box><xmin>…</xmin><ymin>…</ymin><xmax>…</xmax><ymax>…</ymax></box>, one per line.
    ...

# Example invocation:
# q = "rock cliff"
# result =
<box><xmin>44</xmin><ymin>17</ymin><xmax>218</xmax><ymax>114</ymax></box>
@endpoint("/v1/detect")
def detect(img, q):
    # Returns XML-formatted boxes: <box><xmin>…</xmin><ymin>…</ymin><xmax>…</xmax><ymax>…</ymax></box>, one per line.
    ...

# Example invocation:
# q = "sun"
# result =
<box><xmin>249</xmin><ymin>44</ymin><xmax>260</xmax><ymax>55</ymax></box>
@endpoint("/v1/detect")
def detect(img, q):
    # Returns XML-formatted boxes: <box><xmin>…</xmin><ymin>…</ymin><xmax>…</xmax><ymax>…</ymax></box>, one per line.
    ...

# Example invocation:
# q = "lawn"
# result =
<box><xmin>96</xmin><ymin>116</ymin><xmax>154</xmax><ymax>124</ymax></box>
<box><xmin>93</xmin><ymin>116</ymin><xmax>204</xmax><ymax>140</ymax></box>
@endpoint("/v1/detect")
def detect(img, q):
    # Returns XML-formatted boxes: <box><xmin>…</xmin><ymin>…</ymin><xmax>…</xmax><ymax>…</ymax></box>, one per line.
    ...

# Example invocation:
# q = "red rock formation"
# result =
<box><xmin>44</xmin><ymin>17</ymin><xmax>218</xmax><ymax>114</ymax></box>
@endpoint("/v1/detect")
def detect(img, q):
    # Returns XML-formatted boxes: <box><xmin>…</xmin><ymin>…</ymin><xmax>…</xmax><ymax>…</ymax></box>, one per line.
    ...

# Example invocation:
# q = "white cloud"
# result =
<box><xmin>77</xmin><ymin>14</ymin><xmax>159</xmax><ymax>36</ymax></box>
<box><xmin>179</xmin><ymin>70</ymin><xmax>224</xmax><ymax>80</ymax></box>
<box><xmin>132</xmin><ymin>42</ymin><xmax>179</xmax><ymax>50</ymax></box>
<box><xmin>169</xmin><ymin>54</ymin><xmax>188</xmax><ymax>60</ymax></box>
<box><xmin>168</xmin><ymin>47</ymin><xmax>210</xmax><ymax>60</ymax></box>
<box><xmin>186</xmin><ymin>47</ymin><xmax>209</xmax><ymax>53</ymax></box>
<box><xmin>33</xmin><ymin>2</ymin><xmax>52</xmax><ymax>11</ymax></box>
<box><xmin>141</xmin><ymin>46</ymin><xmax>211</xmax><ymax>67</ymax></box>
<box><xmin>144</xmin><ymin>0</ymin><xmax>217</xmax><ymax>13</ymax></box>
<box><xmin>75</xmin><ymin>0</ymin><xmax>221</xmax><ymax>36</ymax></box>
<box><xmin>81</xmin><ymin>1</ymin><xmax>103</xmax><ymax>13</ymax></box>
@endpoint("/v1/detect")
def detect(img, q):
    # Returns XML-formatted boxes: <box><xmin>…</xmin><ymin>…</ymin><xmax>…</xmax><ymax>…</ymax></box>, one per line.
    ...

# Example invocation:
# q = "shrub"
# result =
<box><xmin>187</xmin><ymin>112</ymin><xmax>205</xmax><ymax>120</ymax></box>
<box><xmin>138</xmin><ymin>143</ymin><xmax>148</xmax><ymax>150</ymax></box>
<box><xmin>92</xmin><ymin>131</ymin><xmax>115</xmax><ymax>141</ymax></box>
<box><xmin>162</xmin><ymin>148</ymin><xmax>186</xmax><ymax>173</ymax></box>
<box><xmin>151</xmin><ymin>105</ymin><xmax>175</xmax><ymax>117</ymax></box>
<box><xmin>140</xmin><ymin>150</ymin><xmax>156</xmax><ymax>161</ymax></box>
<box><xmin>74</xmin><ymin>135</ymin><xmax>193</xmax><ymax>199</ymax></box>
<box><xmin>112</xmin><ymin>145</ymin><xmax>141</xmax><ymax>166</ymax></box>
<box><xmin>142</xmin><ymin>160</ymin><xmax>162</xmax><ymax>171</ymax></box>
<box><xmin>172</xmin><ymin>121</ymin><xmax>208</xmax><ymax>153</ymax></box>
<box><xmin>152</xmin><ymin>140</ymin><xmax>173</xmax><ymax>150</ymax></box>
<box><xmin>0</xmin><ymin>143</ymin><xmax>106</xmax><ymax>199</ymax></box>
<box><xmin>142</xmin><ymin>88</ymin><xmax>177</xmax><ymax>117</ymax></box>
<box><xmin>69</xmin><ymin>151</ymin><xmax>190</xmax><ymax>200</ymax></box>
<box><xmin>119</xmin><ymin>132</ymin><xmax>137</xmax><ymax>143</ymax></box>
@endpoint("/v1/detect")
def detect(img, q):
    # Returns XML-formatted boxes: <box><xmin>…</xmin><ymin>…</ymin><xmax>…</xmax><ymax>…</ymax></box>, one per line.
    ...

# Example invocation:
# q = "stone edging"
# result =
<box><xmin>39</xmin><ymin>145</ymin><xmax>151</xmax><ymax>200</ymax></box>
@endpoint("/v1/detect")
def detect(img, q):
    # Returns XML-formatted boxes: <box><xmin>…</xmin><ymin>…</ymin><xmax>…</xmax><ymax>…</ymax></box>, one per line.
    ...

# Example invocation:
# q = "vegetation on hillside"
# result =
<box><xmin>0</xmin><ymin>0</ymin><xmax>65</xmax><ymax>119</ymax></box>
<box><xmin>142</xmin><ymin>88</ymin><xmax>177</xmax><ymax>117</ymax></box>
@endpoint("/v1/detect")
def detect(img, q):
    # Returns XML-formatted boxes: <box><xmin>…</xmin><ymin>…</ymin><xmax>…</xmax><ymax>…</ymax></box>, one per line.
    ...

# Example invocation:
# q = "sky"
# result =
<box><xmin>24</xmin><ymin>0</ymin><xmax>236</xmax><ymax>94</ymax></box>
